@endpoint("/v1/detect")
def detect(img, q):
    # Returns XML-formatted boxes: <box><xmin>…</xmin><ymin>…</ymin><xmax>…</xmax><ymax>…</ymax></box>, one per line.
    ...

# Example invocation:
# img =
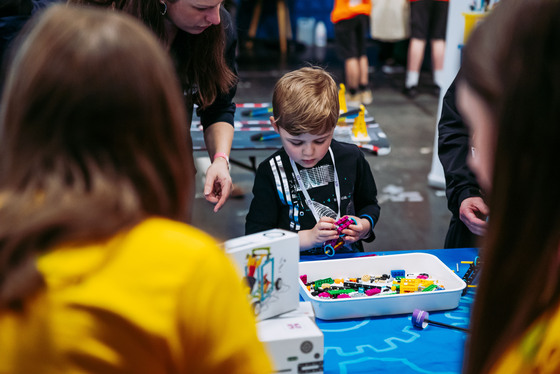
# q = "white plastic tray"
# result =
<box><xmin>299</xmin><ymin>253</ymin><xmax>466</xmax><ymax>320</ymax></box>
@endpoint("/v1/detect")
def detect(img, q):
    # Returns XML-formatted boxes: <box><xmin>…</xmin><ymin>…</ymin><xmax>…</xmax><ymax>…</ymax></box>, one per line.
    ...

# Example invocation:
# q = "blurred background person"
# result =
<box><xmin>331</xmin><ymin>0</ymin><xmax>373</xmax><ymax>105</ymax></box>
<box><xmin>439</xmin><ymin>76</ymin><xmax>489</xmax><ymax>248</ymax></box>
<box><xmin>403</xmin><ymin>0</ymin><xmax>448</xmax><ymax>98</ymax></box>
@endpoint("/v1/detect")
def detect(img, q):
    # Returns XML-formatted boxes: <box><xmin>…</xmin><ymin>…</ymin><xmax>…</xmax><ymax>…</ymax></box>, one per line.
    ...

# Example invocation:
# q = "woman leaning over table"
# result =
<box><xmin>70</xmin><ymin>0</ymin><xmax>239</xmax><ymax>215</ymax></box>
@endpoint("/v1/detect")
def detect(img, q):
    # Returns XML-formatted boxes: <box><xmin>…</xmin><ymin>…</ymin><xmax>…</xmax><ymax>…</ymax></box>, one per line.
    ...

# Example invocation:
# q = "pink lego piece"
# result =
<box><xmin>300</xmin><ymin>274</ymin><xmax>307</xmax><ymax>284</ymax></box>
<box><xmin>334</xmin><ymin>216</ymin><xmax>354</xmax><ymax>234</ymax></box>
<box><xmin>365</xmin><ymin>288</ymin><xmax>381</xmax><ymax>296</ymax></box>
<box><xmin>323</xmin><ymin>216</ymin><xmax>357</xmax><ymax>257</ymax></box>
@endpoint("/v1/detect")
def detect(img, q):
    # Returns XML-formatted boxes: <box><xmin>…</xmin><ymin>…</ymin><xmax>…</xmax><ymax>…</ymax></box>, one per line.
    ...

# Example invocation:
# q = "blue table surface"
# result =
<box><xmin>300</xmin><ymin>248</ymin><xmax>478</xmax><ymax>374</ymax></box>
<box><xmin>191</xmin><ymin>103</ymin><xmax>391</xmax><ymax>154</ymax></box>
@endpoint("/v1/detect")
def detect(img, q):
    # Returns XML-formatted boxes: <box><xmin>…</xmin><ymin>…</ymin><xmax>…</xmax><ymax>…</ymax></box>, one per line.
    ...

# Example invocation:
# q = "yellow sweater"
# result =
<box><xmin>0</xmin><ymin>218</ymin><xmax>272</xmax><ymax>374</ymax></box>
<box><xmin>491</xmin><ymin>303</ymin><xmax>560</xmax><ymax>373</ymax></box>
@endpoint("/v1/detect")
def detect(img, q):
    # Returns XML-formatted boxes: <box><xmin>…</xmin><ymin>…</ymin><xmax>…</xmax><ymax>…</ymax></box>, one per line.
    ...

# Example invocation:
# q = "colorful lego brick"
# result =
<box><xmin>338</xmin><ymin>83</ymin><xmax>347</xmax><ymax>114</ymax></box>
<box><xmin>391</xmin><ymin>269</ymin><xmax>406</xmax><ymax>278</ymax></box>
<box><xmin>314</xmin><ymin>277</ymin><xmax>334</xmax><ymax>289</ymax></box>
<box><xmin>327</xmin><ymin>288</ymin><xmax>354</xmax><ymax>296</ymax></box>
<box><xmin>350</xmin><ymin>105</ymin><xmax>371</xmax><ymax>142</ymax></box>
<box><xmin>365</xmin><ymin>288</ymin><xmax>381</xmax><ymax>296</ymax></box>
<box><xmin>418</xmin><ymin>279</ymin><xmax>434</xmax><ymax>288</ymax></box>
<box><xmin>400</xmin><ymin>278</ymin><xmax>420</xmax><ymax>293</ymax></box>
<box><xmin>421</xmin><ymin>284</ymin><xmax>438</xmax><ymax>292</ymax></box>
<box><xmin>323</xmin><ymin>216</ymin><xmax>357</xmax><ymax>256</ymax></box>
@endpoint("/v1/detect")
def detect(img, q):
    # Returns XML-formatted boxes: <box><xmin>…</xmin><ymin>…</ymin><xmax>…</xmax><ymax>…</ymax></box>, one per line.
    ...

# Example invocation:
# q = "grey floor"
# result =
<box><xmin>191</xmin><ymin>41</ymin><xmax>452</xmax><ymax>252</ymax></box>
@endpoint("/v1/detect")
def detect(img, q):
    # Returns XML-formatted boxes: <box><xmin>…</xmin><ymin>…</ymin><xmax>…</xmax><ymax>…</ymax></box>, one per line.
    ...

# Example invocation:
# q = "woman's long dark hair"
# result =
<box><xmin>70</xmin><ymin>0</ymin><xmax>237</xmax><ymax>109</ymax></box>
<box><xmin>172</xmin><ymin>15</ymin><xmax>237</xmax><ymax>109</ymax></box>
<box><xmin>461</xmin><ymin>0</ymin><xmax>560</xmax><ymax>372</ymax></box>
<box><xmin>0</xmin><ymin>5</ymin><xmax>194</xmax><ymax>310</ymax></box>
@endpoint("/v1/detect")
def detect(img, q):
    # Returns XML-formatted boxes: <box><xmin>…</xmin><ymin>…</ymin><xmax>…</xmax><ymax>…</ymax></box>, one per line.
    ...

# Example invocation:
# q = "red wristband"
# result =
<box><xmin>213</xmin><ymin>152</ymin><xmax>230</xmax><ymax>168</ymax></box>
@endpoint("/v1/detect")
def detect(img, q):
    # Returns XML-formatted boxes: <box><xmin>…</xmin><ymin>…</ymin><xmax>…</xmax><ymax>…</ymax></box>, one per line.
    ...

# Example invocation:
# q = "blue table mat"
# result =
<box><xmin>300</xmin><ymin>248</ymin><xmax>478</xmax><ymax>374</ymax></box>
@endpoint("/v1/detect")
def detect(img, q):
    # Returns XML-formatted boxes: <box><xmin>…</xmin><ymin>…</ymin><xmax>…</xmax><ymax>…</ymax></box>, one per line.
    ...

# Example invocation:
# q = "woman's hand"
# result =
<box><xmin>202</xmin><ymin>122</ymin><xmax>234</xmax><ymax>212</ymax></box>
<box><xmin>204</xmin><ymin>157</ymin><xmax>232</xmax><ymax>212</ymax></box>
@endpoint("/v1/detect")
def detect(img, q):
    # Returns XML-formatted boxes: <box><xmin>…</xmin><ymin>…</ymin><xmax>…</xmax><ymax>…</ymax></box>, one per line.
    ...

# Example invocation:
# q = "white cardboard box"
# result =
<box><xmin>257</xmin><ymin>316</ymin><xmax>324</xmax><ymax>374</ymax></box>
<box><xmin>276</xmin><ymin>301</ymin><xmax>316</xmax><ymax>322</ymax></box>
<box><xmin>299</xmin><ymin>253</ymin><xmax>466</xmax><ymax>320</ymax></box>
<box><xmin>224</xmin><ymin>229</ymin><xmax>300</xmax><ymax>321</ymax></box>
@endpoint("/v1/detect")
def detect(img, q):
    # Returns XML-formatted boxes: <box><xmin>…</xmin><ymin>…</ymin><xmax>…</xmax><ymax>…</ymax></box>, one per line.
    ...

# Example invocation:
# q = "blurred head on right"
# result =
<box><xmin>458</xmin><ymin>0</ymin><xmax>560</xmax><ymax>373</ymax></box>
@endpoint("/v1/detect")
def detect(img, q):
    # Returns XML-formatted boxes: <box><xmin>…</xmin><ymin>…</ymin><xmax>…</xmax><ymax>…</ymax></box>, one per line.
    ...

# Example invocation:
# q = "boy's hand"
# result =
<box><xmin>340</xmin><ymin>216</ymin><xmax>371</xmax><ymax>244</ymax></box>
<box><xmin>299</xmin><ymin>217</ymin><xmax>339</xmax><ymax>250</ymax></box>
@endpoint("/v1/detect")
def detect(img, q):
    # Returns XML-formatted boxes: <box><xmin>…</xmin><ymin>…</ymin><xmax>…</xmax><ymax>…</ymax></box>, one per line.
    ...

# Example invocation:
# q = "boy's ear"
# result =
<box><xmin>270</xmin><ymin>116</ymin><xmax>279</xmax><ymax>133</ymax></box>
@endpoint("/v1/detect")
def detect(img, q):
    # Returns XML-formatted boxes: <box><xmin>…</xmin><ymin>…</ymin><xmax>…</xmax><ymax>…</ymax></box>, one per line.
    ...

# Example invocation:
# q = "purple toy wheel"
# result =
<box><xmin>411</xmin><ymin>308</ymin><xmax>470</xmax><ymax>332</ymax></box>
<box><xmin>412</xmin><ymin>308</ymin><xmax>429</xmax><ymax>329</ymax></box>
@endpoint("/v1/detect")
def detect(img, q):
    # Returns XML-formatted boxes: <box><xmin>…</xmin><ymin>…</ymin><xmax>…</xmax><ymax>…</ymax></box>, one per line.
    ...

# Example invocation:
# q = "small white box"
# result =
<box><xmin>276</xmin><ymin>301</ymin><xmax>316</xmax><ymax>322</ymax></box>
<box><xmin>257</xmin><ymin>316</ymin><xmax>324</xmax><ymax>374</ymax></box>
<box><xmin>299</xmin><ymin>253</ymin><xmax>466</xmax><ymax>320</ymax></box>
<box><xmin>224</xmin><ymin>229</ymin><xmax>300</xmax><ymax>321</ymax></box>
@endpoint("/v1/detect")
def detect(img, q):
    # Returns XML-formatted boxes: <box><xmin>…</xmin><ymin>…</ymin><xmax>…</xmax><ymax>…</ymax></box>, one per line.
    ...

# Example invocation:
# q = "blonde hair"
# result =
<box><xmin>272</xmin><ymin>66</ymin><xmax>339</xmax><ymax>135</ymax></box>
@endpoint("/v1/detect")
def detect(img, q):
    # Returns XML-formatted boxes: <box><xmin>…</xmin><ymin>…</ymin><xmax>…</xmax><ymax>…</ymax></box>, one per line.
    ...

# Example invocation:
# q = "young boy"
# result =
<box><xmin>245</xmin><ymin>67</ymin><xmax>380</xmax><ymax>255</ymax></box>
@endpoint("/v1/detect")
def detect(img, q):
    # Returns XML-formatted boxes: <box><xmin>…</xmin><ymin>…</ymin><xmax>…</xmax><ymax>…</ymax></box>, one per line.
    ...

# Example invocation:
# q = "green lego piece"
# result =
<box><xmin>421</xmin><ymin>284</ymin><xmax>438</xmax><ymax>292</ymax></box>
<box><xmin>313</xmin><ymin>277</ymin><xmax>335</xmax><ymax>289</ymax></box>
<box><xmin>326</xmin><ymin>288</ymin><xmax>355</xmax><ymax>296</ymax></box>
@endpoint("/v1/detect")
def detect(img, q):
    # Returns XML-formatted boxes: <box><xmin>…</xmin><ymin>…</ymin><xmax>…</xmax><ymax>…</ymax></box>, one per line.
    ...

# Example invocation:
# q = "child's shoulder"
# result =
<box><xmin>256</xmin><ymin>147</ymin><xmax>289</xmax><ymax>172</ymax></box>
<box><xmin>330</xmin><ymin>140</ymin><xmax>368</xmax><ymax>170</ymax></box>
